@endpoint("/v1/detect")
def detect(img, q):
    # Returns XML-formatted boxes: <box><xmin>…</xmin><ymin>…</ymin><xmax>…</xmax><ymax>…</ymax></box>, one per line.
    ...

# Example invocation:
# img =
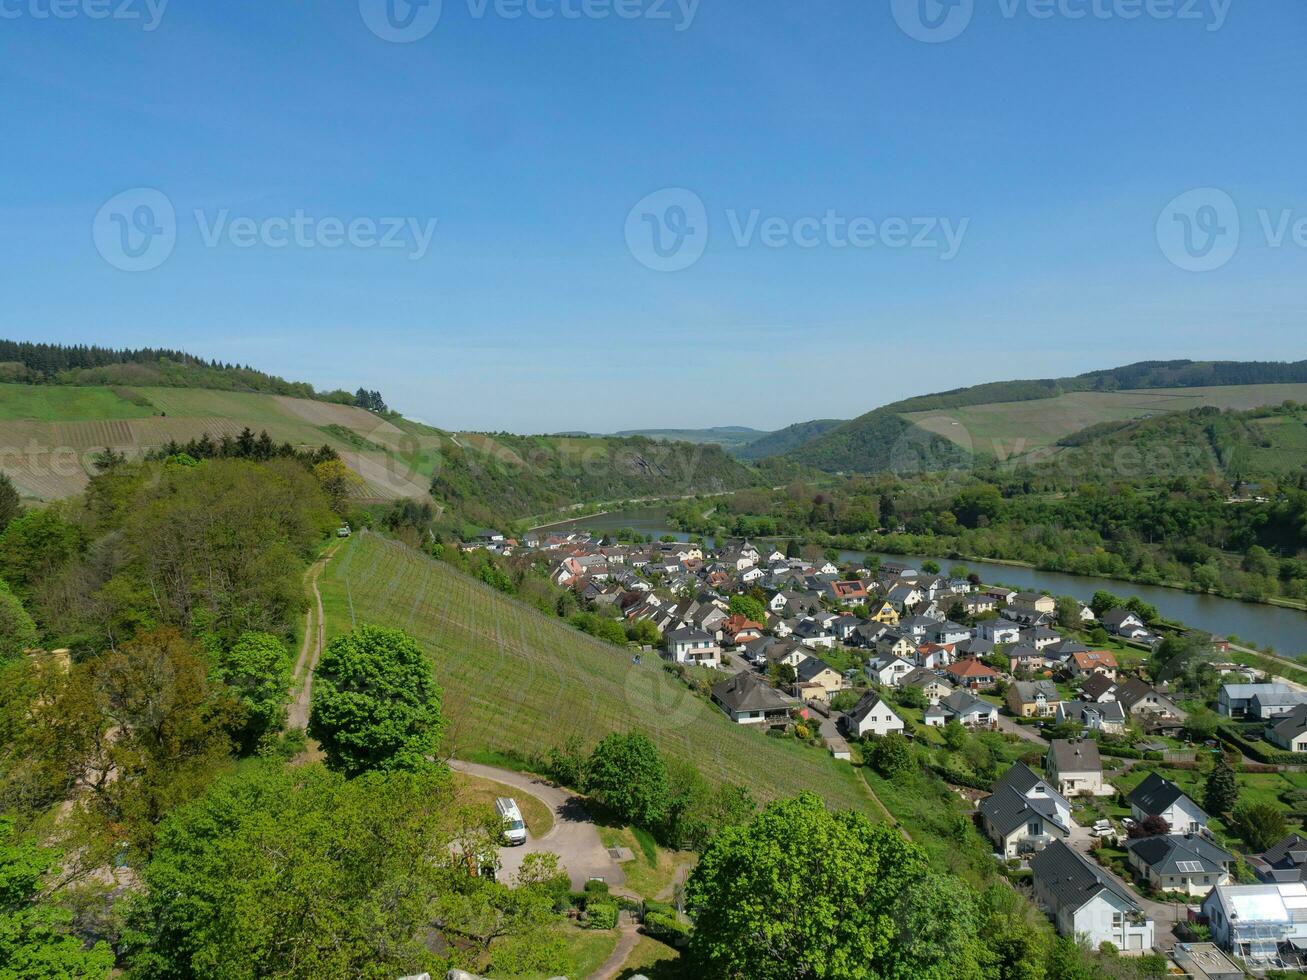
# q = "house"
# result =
<box><xmin>978</xmin><ymin>763</ymin><xmax>1074</xmax><ymax>858</ymax></box>
<box><xmin>865</xmin><ymin>599</ymin><xmax>899</xmax><ymax>625</ymax></box>
<box><xmin>932</xmin><ymin>689</ymin><xmax>998</xmax><ymax>728</ymax></box>
<box><xmin>1007</xmin><ymin>680</ymin><xmax>1061</xmax><ymax>718</ymax></box>
<box><xmin>1030</xmin><ymin>840</ymin><xmax>1155</xmax><ymax>952</ymax></box>
<box><xmin>877</xmin><ymin>631</ymin><xmax>918</xmax><ymax>661</ymax></box>
<box><xmin>981</xmin><ymin>586</ymin><xmax>1018</xmax><ymax>605</ymax></box>
<box><xmin>665</xmin><ymin>627</ymin><xmax>722</xmax><ymax>668</ymax></box>
<box><xmin>746</xmin><ymin>636</ymin><xmax>808</xmax><ymax>670</ymax></box>
<box><xmin>1101</xmin><ymin>608</ymin><xmax>1150</xmax><ymax>639</ymax></box>
<box><xmin>925</xmin><ymin>621</ymin><xmax>972</xmax><ymax>647</ymax></box>
<box><xmin>1249</xmin><ymin>833</ymin><xmax>1307</xmax><ymax>884</ymax></box>
<box><xmin>1056</xmin><ymin>699</ymin><xmax>1127</xmax><ymax>735</ymax></box>
<box><xmin>721</xmin><ymin>615</ymin><xmax>764</xmax><ymax>646</ymax></box>
<box><xmin>1219</xmin><ymin>682</ymin><xmax>1293</xmax><ymax>717</ymax></box>
<box><xmin>977</xmin><ymin>620</ymin><xmax>1023</xmax><ymax>644</ymax></box>
<box><xmin>794</xmin><ymin>657</ymin><xmax>845</xmax><ymax>702</ymax></box>
<box><xmin>825</xmin><ymin>580</ymin><xmax>870</xmax><ymax>606</ymax></box>
<box><xmin>711</xmin><ymin>673</ymin><xmax>790</xmax><ymax>728</ymax></box>
<box><xmin>1079</xmin><ymin>673</ymin><xmax>1118</xmax><ymax>703</ymax></box>
<box><xmin>1025</xmin><ymin>627</ymin><xmax>1064</xmax><ymax>650</ymax></box>
<box><xmin>901</xmin><ymin>667</ymin><xmax>953</xmax><ymax>704</ymax></box>
<box><xmin>1011</xmin><ymin>592</ymin><xmax>1057</xmax><ymax>616</ymax></box>
<box><xmin>916</xmin><ymin>642</ymin><xmax>956</xmax><ymax>671</ymax></box>
<box><xmin>1115</xmin><ymin>679</ymin><xmax>1187</xmax><ymax>730</ymax></box>
<box><xmin>958</xmin><ymin>594</ymin><xmax>997</xmax><ymax>616</ymax></box>
<box><xmin>1007</xmin><ymin>644</ymin><xmax>1049</xmax><ymax>674</ymax></box>
<box><xmin>1126</xmin><ymin>772</ymin><xmax>1208</xmax><ymax>834</ymax></box>
<box><xmin>1124</xmin><ymin>834</ymin><xmax>1233</xmax><ymax>897</ymax></box>
<box><xmin>792</xmin><ymin>617</ymin><xmax>836</xmax><ymax>650</ymax></box>
<box><xmin>1069</xmin><ymin>650</ymin><xmax>1119</xmax><ymax>680</ymax></box>
<box><xmin>1267</xmin><ymin>705</ymin><xmax>1307</xmax><ymax>752</ymax></box>
<box><xmin>945</xmin><ymin>658</ymin><xmax>999</xmax><ymax>690</ymax></box>
<box><xmin>1201</xmin><ymin>882</ymin><xmax>1307</xmax><ymax>966</ymax></box>
<box><xmin>1045</xmin><ymin>739</ymin><xmax>1105</xmax><ymax>797</ymax></box>
<box><xmin>886</xmin><ymin>584</ymin><xmax>925</xmax><ymax>610</ymax></box>
<box><xmin>866</xmin><ymin>655</ymin><xmax>915</xmax><ymax>688</ymax></box>
<box><xmin>843</xmin><ymin>693</ymin><xmax>906</xmax><ymax>738</ymax></box>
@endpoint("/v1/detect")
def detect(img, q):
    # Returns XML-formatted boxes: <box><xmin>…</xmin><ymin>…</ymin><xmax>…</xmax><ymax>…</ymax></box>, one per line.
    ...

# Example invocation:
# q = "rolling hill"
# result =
<box><xmin>320</xmin><ymin>531</ymin><xmax>872</xmax><ymax>810</ymax></box>
<box><xmin>611</xmin><ymin>426</ymin><xmax>769</xmax><ymax>451</ymax></box>
<box><xmin>733</xmin><ymin>419</ymin><xmax>846</xmax><ymax>460</ymax></box>
<box><xmin>779</xmin><ymin>360</ymin><xmax>1307</xmax><ymax>473</ymax></box>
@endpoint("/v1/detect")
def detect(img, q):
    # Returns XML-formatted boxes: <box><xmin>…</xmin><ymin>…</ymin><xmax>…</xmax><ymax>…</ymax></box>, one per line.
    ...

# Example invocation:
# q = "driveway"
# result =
<box><xmin>449</xmin><ymin>760</ymin><xmax>626</xmax><ymax>892</ymax></box>
<box><xmin>994</xmin><ymin>713</ymin><xmax>1049</xmax><ymax>748</ymax></box>
<box><xmin>1063</xmin><ymin>825</ymin><xmax>1187</xmax><ymax>946</ymax></box>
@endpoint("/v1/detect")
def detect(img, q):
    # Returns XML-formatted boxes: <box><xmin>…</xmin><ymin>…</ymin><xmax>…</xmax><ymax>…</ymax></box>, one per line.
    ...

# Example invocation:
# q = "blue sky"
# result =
<box><xmin>2</xmin><ymin>0</ymin><xmax>1304</xmax><ymax>433</ymax></box>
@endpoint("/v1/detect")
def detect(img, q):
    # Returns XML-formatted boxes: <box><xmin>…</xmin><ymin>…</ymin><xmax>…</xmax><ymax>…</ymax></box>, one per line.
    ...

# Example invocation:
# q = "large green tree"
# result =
<box><xmin>584</xmin><ymin>731</ymin><xmax>669</xmax><ymax>830</ymax></box>
<box><xmin>309</xmin><ymin>625</ymin><xmax>445</xmax><ymax>776</ymax></box>
<box><xmin>685</xmin><ymin>792</ymin><xmax>928</xmax><ymax>979</ymax></box>
<box><xmin>1203</xmin><ymin>755</ymin><xmax>1239</xmax><ymax>817</ymax></box>
<box><xmin>217</xmin><ymin>631</ymin><xmax>292</xmax><ymax>752</ymax></box>
<box><xmin>128</xmin><ymin>763</ymin><xmax>456</xmax><ymax>979</ymax></box>
<box><xmin>0</xmin><ymin>579</ymin><xmax>38</xmax><ymax>664</ymax></box>
<box><xmin>1233</xmin><ymin>800</ymin><xmax>1288</xmax><ymax>852</ymax></box>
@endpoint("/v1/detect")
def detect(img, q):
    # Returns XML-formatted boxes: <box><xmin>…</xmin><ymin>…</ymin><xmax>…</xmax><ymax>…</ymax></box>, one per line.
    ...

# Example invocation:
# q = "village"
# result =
<box><xmin>465</xmin><ymin>525</ymin><xmax>1307</xmax><ymax>976</ymax></box>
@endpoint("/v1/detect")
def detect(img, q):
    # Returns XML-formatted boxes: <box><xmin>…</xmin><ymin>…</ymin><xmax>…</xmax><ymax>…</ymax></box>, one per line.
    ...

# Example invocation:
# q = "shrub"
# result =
<box><xmin>586</xmin><ymin>901</ymin><xmax>619</xmax><ymax>930</ymax></box>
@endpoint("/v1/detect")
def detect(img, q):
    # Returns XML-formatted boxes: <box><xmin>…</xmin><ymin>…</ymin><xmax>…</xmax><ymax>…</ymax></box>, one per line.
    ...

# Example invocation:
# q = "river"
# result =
<box><xmin>540</xmin><ymin>507</ymin><xmax>1307</xmax><ymax>657</ymax></box>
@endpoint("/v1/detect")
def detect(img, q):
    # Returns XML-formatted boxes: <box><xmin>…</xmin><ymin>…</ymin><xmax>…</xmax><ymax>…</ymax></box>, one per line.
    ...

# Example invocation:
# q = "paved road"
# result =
<box><xmin>994</xmin><ymin>714</ymin><xmax>1049</xmax><ymax>747</ymax></box>
<box><xmin>449</xmin><ymin>760</ymin><xmax>626</xmax><ymax>892</ymax></box>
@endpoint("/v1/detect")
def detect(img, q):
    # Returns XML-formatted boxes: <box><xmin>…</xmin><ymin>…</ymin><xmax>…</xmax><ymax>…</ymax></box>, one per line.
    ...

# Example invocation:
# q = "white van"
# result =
<box><xmin>495</xmin><ymin>797</ymin><xmax>527</xmax><ymax>846</ymax></box>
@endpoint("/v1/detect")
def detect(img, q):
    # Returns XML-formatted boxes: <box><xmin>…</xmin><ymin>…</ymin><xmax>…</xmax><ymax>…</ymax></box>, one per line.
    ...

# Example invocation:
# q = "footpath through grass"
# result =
<box><xmin>319</xmin><ymin>533</ymin><xmax>871</xmax><ymax>812</ymax></box>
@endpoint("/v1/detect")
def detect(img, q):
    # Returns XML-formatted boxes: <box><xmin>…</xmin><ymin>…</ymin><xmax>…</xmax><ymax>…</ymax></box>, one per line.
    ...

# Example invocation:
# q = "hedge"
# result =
<box><xmin>643</xmin><ymin>911</ymin><xmax>692</xmax><ymax>948</ymax></box>
<box><xmin>586</xmin><ymin>902</ymin><xmax>619</xmax><ymax>930</ymax></box>
<box><xmin>1216</xmin><ymin>727</ymin><xmax>1307</xmax><ymax>766</ymax></box>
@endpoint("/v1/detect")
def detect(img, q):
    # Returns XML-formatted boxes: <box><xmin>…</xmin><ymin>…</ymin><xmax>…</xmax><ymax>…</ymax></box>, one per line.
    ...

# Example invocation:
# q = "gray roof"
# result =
<box><xmin>847</xmin><ymin>692</ymin><xmax>899</xmax><ymax>727</ymax></box>
<box><xmin>1012</xmin><ymin>680</ymin><xmax>1059</xmax><ymax>701</ymax></box>
<box><xmin>795</xmin><ymin>657</ymin><xmax>836</xmax><ymax>683</ymax></box>
<box><xmin>1126</xmin><ymin>772</ymin><xmax>1205</xmax><ymax>820</ymax></box>
<box><xmin>1047</xmin><ymin>738</ymin><xmax>1101</xmax><ymax>774</ymax></box>
<box><xmin>1269</xmin><ymin>704</ymin><xmax>1307</xmax><ymax>741</ymax></box>
<box><xmin>980</xmin><ymin>783</ymin><xmax>1072</xmax><ymax>837</ymax></box>
<box><xmin>1031</xmin><ymin>839</ymin><xmax>1142</xmax><ymax>913</ymax></box>
<box><xmin>712</xmin><ymin>673</ymin><xmax>789</xmax><ymax>713</ymax></box>
<box><xmin>1125</xmin><ymin>834</ymin><xmax>1232</xmax><ymax>875</ymax></box>
<box><xmin>941</xmin><ymin>689</ymin><xmax>994</xmax><ymax>718</ymax></box>
<box><xmin>902</xmin><ymin>667</ymin><xmax>951</xmax><ymax>690</ymax></box>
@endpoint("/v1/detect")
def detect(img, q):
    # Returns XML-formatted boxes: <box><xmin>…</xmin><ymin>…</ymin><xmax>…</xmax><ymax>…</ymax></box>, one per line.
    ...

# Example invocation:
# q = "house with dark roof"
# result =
<box><xmin>1055</xmin><ymin>699</ymin><xmax>1127</xmax><ymax>735</ymax></box>
<box><xmin>1124</xmin><ymin>833</ymin><xmax>1233</xmax><ymax>896</ymax></box>
<box><xmin>1126</xmin><ymin>772</ymin><xmax>1208</xmax><ymax>834</ymax></box>
<box><xmin>978</xmin><ymin>763</ymin><xmax>1074</xmax><ymax>858</ymax></box>
<box><xmin>1006</xmin><ymin>680</ymin><xmax>1061</xmax><ymax>718</ymax></box>
<box><xmin>927</xmin><ymin>689</ymin><xmax>998</xmax><ymax>728</ymax></box>
<box><xmin>900</xmin><ymin>667</ymin><xmax>953</xmax><ymax>704</ymax></box>
<box><xmin>1115</xmin><ymin>678</ymin><xmax>1187</xmax><ymax>731</ymax></box>
<box><xmin>842</xmin><ymin>693</ymin><xmax>905</xmax><ymax>738</ymax></box>
<box><xmin>1030</xmin><ymin>840</ymin><xmax>1155</xmax><ymax>951</ymax></box>
<box><xmin>711</xmin><ymin>673</ymin><xmax>790</xmax><ymax>728</ymax></box>
<box><xmin>1267</xmin><ymin>705</ymin><xmax>1307</xmax><ymax>752</ymax></box>
<box><xmin>1249</xmin><ymin>833</ymin><xmax>1307</xmax><ymax>884</ymax></box>
<box><xmin>793</xmin><ymin>657</ymin><xmax>845</xmax><ymax>703</ymax></box>
<box><xmin>664</xmin><ymin>627</ymin><xmax>721</xmax><ymax>668</ymax></box>
<box><xmin>1079</xmin><ymin>673</ymin><xmax>1118</xmax><ymax>703</ymax></box>
<box><xmin>1045</xmin><ymin>739</ymin><xmax>1105</xmax><ymax>797</ymax></box>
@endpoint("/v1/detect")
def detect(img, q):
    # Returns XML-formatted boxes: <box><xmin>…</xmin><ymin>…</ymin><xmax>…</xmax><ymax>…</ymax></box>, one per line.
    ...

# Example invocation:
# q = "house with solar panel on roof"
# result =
<box><xmin>1124</xmin><ymin>833</ymin><xmax>1234</xmax><ymax>896</ymax></box>
<box><xmin>1030</xmin><ymin>839</ymin><xmax>1155</xmax><ymax>952</ymax></box>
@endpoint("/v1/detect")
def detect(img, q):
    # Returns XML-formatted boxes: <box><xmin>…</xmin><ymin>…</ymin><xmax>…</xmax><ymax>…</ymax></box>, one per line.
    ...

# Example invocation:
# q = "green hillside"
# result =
<box><xmin>611</xmin><ymin>426</ymin><xmax>768</xmax><ymax>451</ymax></box>
<box><xmin>320</xmin><ymin>532</ymin><xmax>871</xmax><ymax>810</ymax></box>
<box><xmin>429</xmin><ymin>431</ymin><xmax>761</xmax><ymax>529</ymax></box>
<box><xmin>782</xmin><ymin>359</ymin><xmax>1307</xmax><ymax>473</ymax></box>
<box><xmin>734</xmin><ymin>418</ymin><xmax>845</xmax><ymax>460</ymax></box>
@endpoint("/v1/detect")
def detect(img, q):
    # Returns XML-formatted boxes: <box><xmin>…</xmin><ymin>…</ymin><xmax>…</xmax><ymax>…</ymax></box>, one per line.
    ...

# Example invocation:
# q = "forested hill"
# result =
<box><xmin>0</xmin><ymin>339</ymin><xmax>365</xmax><ymax>404</ymax></box>
<box><xmin>779</xmin><ymin>358</ymin><xmax>1307</xmax><ymax>473</ymax></box>
<box><xmin>734</xmin><ymin>418</ymin><xmax>845</xmax><ymax>460</ymax></box>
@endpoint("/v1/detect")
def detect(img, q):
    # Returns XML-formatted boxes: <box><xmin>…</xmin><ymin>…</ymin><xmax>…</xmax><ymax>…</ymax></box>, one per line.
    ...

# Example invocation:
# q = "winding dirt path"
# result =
<box><xmin>287</xmin><ymin>543</ymin><xmax>338</xmax><ymax>732</ymax></box>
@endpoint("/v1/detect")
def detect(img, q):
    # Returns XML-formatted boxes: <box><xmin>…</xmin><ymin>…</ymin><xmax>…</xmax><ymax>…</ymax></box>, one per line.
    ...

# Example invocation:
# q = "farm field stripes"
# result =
<box><xmin>319</xmin><ymin>533</ymin><xmax>871</xmax><ymax>811</ymax></box>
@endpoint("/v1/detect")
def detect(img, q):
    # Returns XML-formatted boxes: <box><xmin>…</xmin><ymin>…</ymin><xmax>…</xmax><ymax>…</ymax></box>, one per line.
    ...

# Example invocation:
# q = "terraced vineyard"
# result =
<box><xmin>319</xmin><ymin>532</ymin><xmax>872</xmax><ymax>811</ymax></box>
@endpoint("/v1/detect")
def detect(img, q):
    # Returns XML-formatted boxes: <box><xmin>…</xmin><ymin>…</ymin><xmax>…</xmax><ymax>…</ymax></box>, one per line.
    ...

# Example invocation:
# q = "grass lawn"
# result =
<box><xmin>452</xmin><ymin>771</ymin><xmax>555</xmax><ymax>839</ymax></box>
<box><xmin>597</xmin><ymin>825</ymin><xmax>697</xmax><ymax>902</ymax></box>
<box><xmin>617</xmin><ymin>934</ymin><xmax>689</xmax><ymax>979</ymax></box>
<box><xmin>319</xmin><ymin>533</ymin><xmax>874</xmax><ymax>812</ymax></box>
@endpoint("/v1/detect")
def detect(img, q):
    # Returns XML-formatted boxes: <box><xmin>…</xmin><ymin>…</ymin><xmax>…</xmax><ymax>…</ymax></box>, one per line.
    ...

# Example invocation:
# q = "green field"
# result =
<box><xmin>0</xmin><ymin>383</ymin><xmax>155</xmax><ymax>421</ymax></box>
<box><xmin>318</xmin><ymin>532</ymin><xmax>872</xmax><ymax>811</ymax></box>
<box><xmin>904</xmin><ymin>383</ymin><xmax>1307</xmax><ymax>458</ymax></box>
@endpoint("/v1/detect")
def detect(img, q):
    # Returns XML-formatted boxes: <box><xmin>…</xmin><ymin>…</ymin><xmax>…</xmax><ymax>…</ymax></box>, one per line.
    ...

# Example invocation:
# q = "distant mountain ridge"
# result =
<box><xmin>778</xmin><ymin>359</ymin><xmax>1307</xmax><ymax>473</ymax></box>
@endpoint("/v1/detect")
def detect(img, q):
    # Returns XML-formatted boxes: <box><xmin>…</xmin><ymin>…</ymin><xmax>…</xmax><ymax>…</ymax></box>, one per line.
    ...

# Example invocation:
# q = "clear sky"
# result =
<box><xmin>2</xmin><ymin>0</ymin><xmax>1304</xmax><ymax>433</ymax></box>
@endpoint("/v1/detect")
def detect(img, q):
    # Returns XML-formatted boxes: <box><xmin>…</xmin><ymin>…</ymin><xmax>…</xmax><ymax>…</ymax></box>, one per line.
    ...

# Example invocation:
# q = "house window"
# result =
<box><xmin>1112</xmin><ymin>913</ymin><xmax>1123</xmax><ymax>927</ymax></box>
<box><xmin>1027</xmin><ymin>822</ymin><xmax>1041</xmax><ymax>836</ymax></box>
